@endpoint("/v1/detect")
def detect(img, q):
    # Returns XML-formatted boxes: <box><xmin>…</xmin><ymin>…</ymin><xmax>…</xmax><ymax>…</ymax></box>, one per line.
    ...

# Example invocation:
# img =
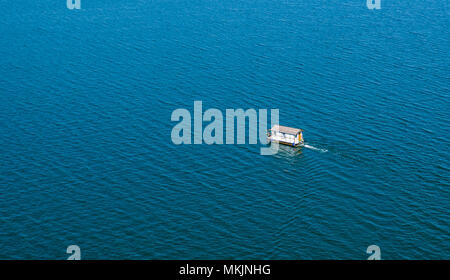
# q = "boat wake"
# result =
<box><xmin>303</xmin><ymin>144</ymin><xmax>328</xmax><ymax>153</ymax></box>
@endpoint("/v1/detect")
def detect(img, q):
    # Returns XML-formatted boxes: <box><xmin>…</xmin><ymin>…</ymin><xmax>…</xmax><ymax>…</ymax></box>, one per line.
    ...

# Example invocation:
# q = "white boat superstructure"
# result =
<box><xmin>268</xmin><ymin>125</ymin><xmax>304</xmax><ymax>146</ymax></box>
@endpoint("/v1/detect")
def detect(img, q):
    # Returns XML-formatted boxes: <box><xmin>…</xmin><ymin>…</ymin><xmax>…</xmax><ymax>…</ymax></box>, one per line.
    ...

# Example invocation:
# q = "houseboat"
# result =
<box><xmin>268</xmin><ymin>125</ymin><xmax>304</xmax><ymax>146</ymax></box>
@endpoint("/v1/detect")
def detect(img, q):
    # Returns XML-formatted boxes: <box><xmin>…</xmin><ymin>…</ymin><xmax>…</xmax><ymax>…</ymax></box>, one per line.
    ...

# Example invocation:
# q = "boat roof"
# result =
<box><xmin>271</xmin><ymin>125</ymin><xmax>303</xmax><ymax>135</ymax></box>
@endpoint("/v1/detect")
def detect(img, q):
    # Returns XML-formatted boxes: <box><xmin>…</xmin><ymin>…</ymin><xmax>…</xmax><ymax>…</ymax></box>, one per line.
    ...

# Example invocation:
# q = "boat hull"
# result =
<box><xmin>268</xmin><ymin>138</ymin><xmax>303</xmax><ymax>147</ymax></box>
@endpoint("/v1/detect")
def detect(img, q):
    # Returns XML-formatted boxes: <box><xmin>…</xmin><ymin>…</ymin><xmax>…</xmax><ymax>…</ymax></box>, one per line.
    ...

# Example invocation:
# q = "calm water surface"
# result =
<box><xmin>0</xmin><ymin>1</ymin><xmax>448</xmax><ymax>259</ymax></box>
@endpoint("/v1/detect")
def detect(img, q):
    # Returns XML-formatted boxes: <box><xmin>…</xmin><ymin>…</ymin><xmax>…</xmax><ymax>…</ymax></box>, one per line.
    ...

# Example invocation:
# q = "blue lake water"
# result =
<box><xmin>0</xmin><ymin>1</ymin><xmax>448</xmax><ymax>259</ymax></box>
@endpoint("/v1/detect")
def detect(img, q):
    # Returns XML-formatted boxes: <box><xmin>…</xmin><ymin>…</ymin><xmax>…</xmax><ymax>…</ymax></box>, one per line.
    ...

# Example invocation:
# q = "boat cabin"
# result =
<box><xmin>269</xmin><ymin>125</ymin><xmax>303</xmax><ymax>146</ymax></box>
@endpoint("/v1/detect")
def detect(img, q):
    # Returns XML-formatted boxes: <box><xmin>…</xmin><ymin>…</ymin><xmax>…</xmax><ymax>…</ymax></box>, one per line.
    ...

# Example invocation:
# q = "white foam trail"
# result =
<box><xmin>303</xmin><ymin>144</ymin><xmax>328</xmax><ymax>153</ymax></box>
